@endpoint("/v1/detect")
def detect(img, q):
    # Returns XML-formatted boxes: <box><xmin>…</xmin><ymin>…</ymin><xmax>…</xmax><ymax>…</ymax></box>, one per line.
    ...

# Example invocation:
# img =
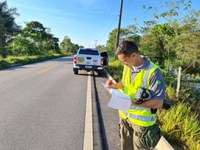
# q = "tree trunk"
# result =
<box><xmin>0</xmin><ymin>37</ymin><xmax>7</xmax><ymax>58</ymax></box>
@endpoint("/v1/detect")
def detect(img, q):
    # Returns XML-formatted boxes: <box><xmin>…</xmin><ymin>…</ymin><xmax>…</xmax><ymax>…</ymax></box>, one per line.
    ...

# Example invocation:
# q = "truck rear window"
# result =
<box><xmin>79</xmin><ymin>49</ymin><xmax>99</xmax><ymax>55</ymax></box>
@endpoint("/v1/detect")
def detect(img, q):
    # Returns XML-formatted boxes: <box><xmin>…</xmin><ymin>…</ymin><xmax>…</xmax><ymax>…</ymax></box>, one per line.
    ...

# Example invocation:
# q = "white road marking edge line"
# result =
<box><xmin>83</xmin><ymin>72</ymin><xmax>93</xmax><ymax>150</ymax></box>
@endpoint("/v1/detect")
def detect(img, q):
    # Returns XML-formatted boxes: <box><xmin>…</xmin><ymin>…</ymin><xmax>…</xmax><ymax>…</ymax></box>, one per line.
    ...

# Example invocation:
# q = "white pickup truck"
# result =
<box><xmin>73</xmin><ymin>48</ymin><xmax>104</xmax><ymax>75</ymax></box>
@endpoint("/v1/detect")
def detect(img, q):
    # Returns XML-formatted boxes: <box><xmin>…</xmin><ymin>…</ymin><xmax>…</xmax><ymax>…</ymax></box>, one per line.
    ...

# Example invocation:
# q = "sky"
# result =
<box><xmin>4</xmin><ymin>0</ymin><xmax>200</xmax><ymax>47</ymax></box>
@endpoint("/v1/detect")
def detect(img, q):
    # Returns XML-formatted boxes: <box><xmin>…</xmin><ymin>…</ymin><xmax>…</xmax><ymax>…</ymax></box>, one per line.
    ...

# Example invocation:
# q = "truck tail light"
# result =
<box><xmin>74</xmin><ymin>55</ymin><xmax>77</xmax><ymax>64</ymax></box>
<box><xmin>101</xmin><ymin>57</ymin><xmax>104</xmax><ymax>65</ymax></box>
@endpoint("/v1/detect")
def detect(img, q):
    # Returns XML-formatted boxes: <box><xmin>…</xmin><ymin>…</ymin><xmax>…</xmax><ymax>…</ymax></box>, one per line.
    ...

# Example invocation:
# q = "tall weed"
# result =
<box><xmin>158</xmin><ymin>103</ymin><xmax>200</xmax><ymax>150</ymax></box>
<box><xmin>105</xmin><ymin>59</ymin><xmax>123</xmax><ymax>82</ymax></box>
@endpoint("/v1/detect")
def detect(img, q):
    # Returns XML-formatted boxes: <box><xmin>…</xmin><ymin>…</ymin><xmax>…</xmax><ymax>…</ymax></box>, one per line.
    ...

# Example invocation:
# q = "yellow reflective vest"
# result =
<box><xmin>119</xmin><ymin>62</ymin><xmax>158</xmax><ymax>127</ymax></box>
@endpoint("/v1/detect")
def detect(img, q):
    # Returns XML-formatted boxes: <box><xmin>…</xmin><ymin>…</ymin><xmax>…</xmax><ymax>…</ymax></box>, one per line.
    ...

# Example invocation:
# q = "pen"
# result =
<box><xmin>109</xmin><ymin>78</ymin><xmax>114</xmax><ymax>85</ymax></box>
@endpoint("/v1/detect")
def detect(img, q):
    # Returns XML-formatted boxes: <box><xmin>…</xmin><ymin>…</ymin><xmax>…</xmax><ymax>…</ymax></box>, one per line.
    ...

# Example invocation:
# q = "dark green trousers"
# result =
<box><xmin>119</xmin><ymin>118</ymin><xmax>161</xmax><ymax>150</ymax></box>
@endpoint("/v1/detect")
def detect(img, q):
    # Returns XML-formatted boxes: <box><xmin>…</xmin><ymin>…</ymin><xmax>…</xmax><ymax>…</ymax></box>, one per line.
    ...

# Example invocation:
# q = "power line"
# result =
<box><xmin>100</xmin><ymin>0</ymin><xmax>115</xmax><ymax>27</ymax></box>
<box><xmin>96</xmin><ymin>0</ymin><xmax>116</xmax><ymax>44</ymax></box>
<box><xmin>99</xmin><ymin>16</ymin><xmax>118</xmax><ymax>41</ymax></box>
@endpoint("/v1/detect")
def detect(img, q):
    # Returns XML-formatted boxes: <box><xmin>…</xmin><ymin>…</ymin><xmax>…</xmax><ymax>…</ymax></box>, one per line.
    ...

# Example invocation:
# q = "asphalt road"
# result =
<box><xmin>0</xmin><ymin>57</ymin><xmax>89</xmax><ymax>150</ymax></box>
<box><xmin>91</xmin><ymin>72</ymin><xmax>120</xmax><ymax>150</ymax></box>
<box><xmin>0</xmin><ymin>57</ymin><xmax>120</xmax><ymax>150</ymax></box>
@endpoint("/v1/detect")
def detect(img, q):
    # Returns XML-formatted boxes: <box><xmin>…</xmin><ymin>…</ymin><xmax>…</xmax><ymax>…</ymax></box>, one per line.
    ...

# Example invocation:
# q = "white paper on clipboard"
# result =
<box><xmin>108</xmin><ymin>89</ymin><xmax>131</xmax><ymax>112</ymax></box>
<box><xmin>100</xmin><ymin>82</ymin><xmax>131</xmax><ymax>112</ymax></box>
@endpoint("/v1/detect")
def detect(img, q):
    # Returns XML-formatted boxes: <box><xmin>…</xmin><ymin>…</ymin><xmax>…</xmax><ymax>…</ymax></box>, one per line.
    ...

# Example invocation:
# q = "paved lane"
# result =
<box><xmin>91</xmin><ymin>72</ymin><xmax>120</xmax><ymax>150</ymax></box>
<box><xmin>0</xmin><ymin>57</ymin><xmax>88</xmax><ymax>150</ymax></box>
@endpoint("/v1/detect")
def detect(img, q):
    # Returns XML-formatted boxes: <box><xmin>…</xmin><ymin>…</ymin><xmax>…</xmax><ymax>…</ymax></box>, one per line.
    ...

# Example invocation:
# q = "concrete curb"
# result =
<box><xmin>156</xmin><ymin>136</ymin><xmax>174</xmax><ymax>150</ymax></box>
<box><xmin>103</xmin><ymin>68</ymin><xmax>174</xmax><ymax>150</ymax></box>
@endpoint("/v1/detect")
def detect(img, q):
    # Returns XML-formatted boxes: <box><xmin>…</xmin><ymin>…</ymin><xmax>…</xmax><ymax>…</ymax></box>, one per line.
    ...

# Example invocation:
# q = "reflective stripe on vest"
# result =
<box><xmin>130</xmin><ymin>105</ymin><xmax>150</xmax><ymax>110</ymax></box>
<box><xmin>120</xmin><ymin>62</ymin><xmax>158</xmax><ymax>127</ymax></box>
<box><xmin>129</xmin><ymin>114</ymin><xmax>156</xmax><ymax>121</ymax></box>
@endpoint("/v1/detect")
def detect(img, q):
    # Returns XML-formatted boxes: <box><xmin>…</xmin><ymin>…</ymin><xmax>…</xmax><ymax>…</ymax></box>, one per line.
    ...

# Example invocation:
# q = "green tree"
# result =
<box><xmin>96</xmin><ymin>45</ymin><xmax>106</xmax><ymax>52</ymax></box>
<box><xmin>7</xmin><ymin>35</ymin><xmax>36</xmax><ymax>56</ymax></box>
<box><xmin>23</xmin><ymin>21</ymin><xmax>57</xmax><ymax>54</ymax></box>
<box><xmin>8</xmin><ymin>21</ymin><xmax>59</xmax><ymax>55</ymax></box>
<box><xmin>140</xmin><ymin>23</ymin><xmax>176</xmax><ymax>69</ymax></box>
<box><xmin>106</xmin><ymin>28</ymin><xmax>117</xmax><ymax>56</ymax></box>
<box><xmin>106</xmin><ymin>27</ymin><xmax>140</xmax><ymax>57</ymax></box>
<box><xmin>121</xmin><ymin>25</ymin><xmax>141</xmax><ymax>46</ymax></box>
<box><xmin>174</xmin><ymin>10</ymin><xmax>200</xmax><ymax>73</ymax></box>
<box><xmin>51</xmin><ymin>37</ymin><xmax>60</xmax><ymax>53</ymax></box>
<box><xmin>0</xmin><ymin>1</ymin><xmax>20</xmax><ymax>57</ymax></box>
<box><xmin>71</xmin><ymin>43</ymin><xmax>80</xmax><ymax>53</ymax></box>
<box><xmin>143</xmin><ymin>0</ymin><xmax>192</xmax><ymax>25</ymax></box>
<box><xmin>139</xmin><ymin>0</ymin><xmax>198</xmax><ymax>70</ymax></box>
<box><xmin>60</xmin><ymin>36</ymin><xmax>73</xmax><ymax>53</ymax></box>
<box><xmin>60</xmin><ymin>36</ymin><xmax>82</xmax><ymax>54</ymax></box>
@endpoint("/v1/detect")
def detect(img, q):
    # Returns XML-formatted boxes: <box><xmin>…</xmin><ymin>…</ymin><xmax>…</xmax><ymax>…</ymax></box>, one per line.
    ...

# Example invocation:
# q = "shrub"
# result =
<box><xmin>105</xmin><ymin>59</ymin><xmax>123</xmax><ymax>82</ymax></box>
<box><xmin>166</xmin><ymin>85</ymin><xmax>176</xmax><ymax>100</ymax></box>
<box><xmin>0</xmin><ymin>54</ymin><xmax>68</xmax><ymax>70</ymax></box>
<box><xmin>158</xmin><ymin>103</ymin><xmax>200</xmax><ymax>150</ymax></box>
<box><xmin>0</xmin><ymin>59</ymin><xmax>10</xmax><ymax>68</ymax></box>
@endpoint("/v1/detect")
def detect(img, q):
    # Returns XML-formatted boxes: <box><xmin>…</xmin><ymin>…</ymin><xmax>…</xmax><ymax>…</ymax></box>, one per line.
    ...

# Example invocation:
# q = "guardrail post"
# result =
<box><xmin>176</xmin><ymin>67</ymin><xmax>182</xmax><ymax>97</ymax></box>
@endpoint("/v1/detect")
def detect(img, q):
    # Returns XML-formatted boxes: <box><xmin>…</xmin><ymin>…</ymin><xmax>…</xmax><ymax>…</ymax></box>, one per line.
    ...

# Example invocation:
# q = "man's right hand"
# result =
<box><xmin>105</xmin><ymin>78</ymin><xmax>114</xmax><ymax>88</ymax></box>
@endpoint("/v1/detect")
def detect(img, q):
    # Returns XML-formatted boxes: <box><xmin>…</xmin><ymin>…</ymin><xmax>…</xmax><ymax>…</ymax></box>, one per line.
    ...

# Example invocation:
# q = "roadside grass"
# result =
<box><xmin>105</xmin><ymin>57</ymin><xmax>123</xmax><ymax>82</ymax></box>
<box><xmin>0</xmin><ymin>53</ymin><xmax>72</xmax><ymax>69</ymax></box>
<box><xmin>106</xmin><ymin>57</ymin><xmax>200</xmax><ymax>150</ymax></box>
<box><xmin>158</xmin><ymin>103</ymin><xmax>200</xmax><ymax>150</ymax></box>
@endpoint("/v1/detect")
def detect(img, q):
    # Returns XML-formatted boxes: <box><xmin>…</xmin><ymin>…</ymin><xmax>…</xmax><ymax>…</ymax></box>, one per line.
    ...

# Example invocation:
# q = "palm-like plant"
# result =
<box><xmin>0</xmin><ymin>1</ymin><xmax>20</xmax><ymax>58</ymax></box>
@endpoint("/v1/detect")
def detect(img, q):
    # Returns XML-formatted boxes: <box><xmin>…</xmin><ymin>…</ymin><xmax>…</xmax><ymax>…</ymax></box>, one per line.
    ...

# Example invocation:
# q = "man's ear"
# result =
<box><xmin>130</xmin><ymin>53</ymin><xmax>135</xmax><ymax>58</ymax></box>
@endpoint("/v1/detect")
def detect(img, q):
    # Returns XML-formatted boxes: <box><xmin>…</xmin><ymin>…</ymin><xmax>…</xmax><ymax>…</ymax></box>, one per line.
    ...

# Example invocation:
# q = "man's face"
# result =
<box><xmin>117</xmin><ymin>53</ymin><xmax>135</xmax><ymax>67</ymax></box>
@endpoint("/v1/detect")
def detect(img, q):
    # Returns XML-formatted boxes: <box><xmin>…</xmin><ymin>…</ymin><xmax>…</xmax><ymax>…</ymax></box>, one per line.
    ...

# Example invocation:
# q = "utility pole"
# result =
<box><xmin>115</xmin><ymin>0</ymin><xmax>124</xmax><ymax>54</ymax></box>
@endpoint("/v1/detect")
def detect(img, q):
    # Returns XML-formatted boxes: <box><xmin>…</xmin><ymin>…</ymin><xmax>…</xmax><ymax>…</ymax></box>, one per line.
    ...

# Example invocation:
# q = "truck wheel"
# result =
<box><xmin>98</xmin><ymin>71</ymin><xmax>102</xmax><ymax>76</ymax></box>
<box><xmin>74</xmin><ymin>70</ymin><xmax>78</xmax><ymax>74</ymax></box>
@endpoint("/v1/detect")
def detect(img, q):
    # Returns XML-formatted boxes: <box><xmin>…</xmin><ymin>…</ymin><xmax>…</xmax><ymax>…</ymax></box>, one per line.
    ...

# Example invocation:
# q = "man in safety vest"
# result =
<box><xmin>106</xmin><ymin>40</ymin><xmax>165</xmax><ymax>150</ymax></box>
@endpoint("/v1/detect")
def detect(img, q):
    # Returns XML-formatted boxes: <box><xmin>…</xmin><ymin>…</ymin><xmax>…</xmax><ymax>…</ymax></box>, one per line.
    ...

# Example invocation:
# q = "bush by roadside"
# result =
<box><xmin>105</xmin><ymin>57</ymin><xmax>123</xmax><ymax>82</ymax></box>
<box><xmin>0</xmin><ymin>53</ymin><xmax>72</xmax><ymax>70</ymax></box>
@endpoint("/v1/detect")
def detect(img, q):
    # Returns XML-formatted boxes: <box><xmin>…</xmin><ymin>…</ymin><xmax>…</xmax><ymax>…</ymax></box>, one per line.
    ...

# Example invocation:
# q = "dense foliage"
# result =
<box><xmin>7</xmin><ymin>21</ymin><xmax>61</xmax><ymax>55</ymax></box>
<box><xmin>106</xmin><ymin>0</ymin><xmax>200</xmax><ymax>75</ymax></box>
<box><xmin>0</xmin><ymin>1</ymin><xmax>82</xmax><ymax>58</ymax></box>
<box><xmin>0</xmin><ymin>1</ymin><xmax>20</xmax><ymax>58</ymax></box>
<box><xmin>60</xmin><ymin>36</ymin><xmax>83</xmax><ymax>54</ymax></box>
